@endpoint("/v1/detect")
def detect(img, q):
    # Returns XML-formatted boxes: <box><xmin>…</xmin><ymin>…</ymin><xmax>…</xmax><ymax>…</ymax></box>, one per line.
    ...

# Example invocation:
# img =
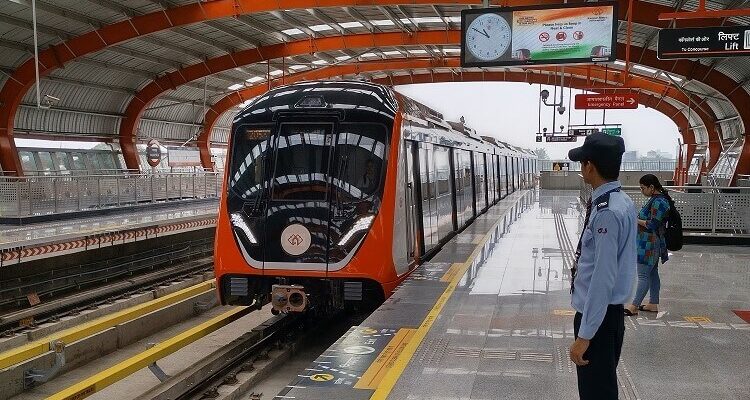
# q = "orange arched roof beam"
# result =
<box><xmin>0</xmin><ymin>0</ymin><xmax>737</xmax><ymax>174</ymax></box>
<box><xmin>198</xmin><ymin>59</ymin><xmax>698</xmax><ymax>170</ymax></box>
<box><xmin>201</xmin><ymin>59</ymin><xmax>700</xmax><ymax>151</ymax></box>
<box><xmin>121</xmin><ymin>30</ymin><xmax>728</xmax><ymax>171</ymax></box>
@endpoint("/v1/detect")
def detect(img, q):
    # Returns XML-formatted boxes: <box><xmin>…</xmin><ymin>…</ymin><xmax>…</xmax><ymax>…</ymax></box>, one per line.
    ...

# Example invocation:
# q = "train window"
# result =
<box><xmin>271</xmin><ymin>123</ymin><xmax>332</xmax><ymax>201</ymax></box>
<box><xmin>19</xmin><ymin>151</ymin><xmax>37</xmax><ymax>174</ymax></box>
<box><xmin>87</xmin><ymin>153</ymin><xmax>103</xmax><ymax>172</ymax></box>
<box><xmin>98</xmin><ymin>153</ymin><xmax>117</xmax><ymax>171</ymax></box>
<box><xmin>333</xmin><ymin>123</ymin><xmax>387</xmax><ymax>202</ymax></box>
<box><xmin>54</xmin><ymin>152</ymin><xmax>72</xmax><ymax>174</ymax></box>
<box><xmin>71</xmin><ymin>153</ymin><xmax>86</xmax><ymax>172</ymax></box>
<box><xmin>37</xmin><ymin>152</ymin><xmax>55</xmax><ymax>175</ymax></box>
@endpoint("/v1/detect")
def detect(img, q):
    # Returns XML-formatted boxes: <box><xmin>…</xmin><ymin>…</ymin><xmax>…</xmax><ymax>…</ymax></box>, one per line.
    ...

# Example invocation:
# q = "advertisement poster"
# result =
<box><xmin>461</xmin><ymin>3</ymin><xmax>617</xmax><ymax>67</ymax></box>
<box><xmin>512</xmin><ymin>6</ymin><xmax>615</xmax><ymax>62</ymax></box>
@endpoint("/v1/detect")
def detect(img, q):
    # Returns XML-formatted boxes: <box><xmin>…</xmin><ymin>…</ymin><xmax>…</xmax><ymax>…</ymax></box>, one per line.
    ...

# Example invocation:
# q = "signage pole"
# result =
<box><xmin>624</xmin><ymin>0</ymin><xmax>634</xmax><ymax>85</ymax></box>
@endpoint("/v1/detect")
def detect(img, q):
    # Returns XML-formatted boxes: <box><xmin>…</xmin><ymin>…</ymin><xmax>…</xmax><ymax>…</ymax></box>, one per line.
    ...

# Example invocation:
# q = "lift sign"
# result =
<box><xmin>658</xmin><ymin>26</ymin><xmax>750</xmax><ymax>59</ymax></box>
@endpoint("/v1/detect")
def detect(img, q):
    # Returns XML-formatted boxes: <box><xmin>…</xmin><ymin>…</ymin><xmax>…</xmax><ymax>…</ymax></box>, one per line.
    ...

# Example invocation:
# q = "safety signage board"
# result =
<box><xmin>602</xmin><ymin>127</ymin><xmax>622</xmax><ymax>136</ymax></box>
<box><xmin>658</xmin><ymin>26</ymin><xmax>750</xmax><ymax>59</ymax></box>
<box><xmin>545</xmin><ymin>136</ymin><xmax>577</xmax><ymax>142</ymax></box>
<box><xmin>574</xmin><ymin>93</ymin><xmax>638</xmax><ymax>109</ymax></box>
<box><xmin>568</xmin><ymin>128</ymin><xmax>599</xmax><ymax>136</ymax></box>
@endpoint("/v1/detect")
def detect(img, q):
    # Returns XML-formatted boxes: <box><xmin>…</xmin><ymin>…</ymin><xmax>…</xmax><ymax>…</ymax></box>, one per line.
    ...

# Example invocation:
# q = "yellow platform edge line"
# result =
<box><xmin>0</xmin><ymin>280</ymin><xmax>214</xmax><ymax>370</ymax></box>
<box><xmin>355</xmin><ymin>328</ymin><xmax>416</xmax><ymax>389</ymax></box>
<box><xmin>47</xmin><ymin>306</ymin><xmax>251</xmax><ymax>400</ymax></box>
<box><xmin>371</xmin><ymin>195</ymin><xmax>519</xmax><ymax>400</ymax></box>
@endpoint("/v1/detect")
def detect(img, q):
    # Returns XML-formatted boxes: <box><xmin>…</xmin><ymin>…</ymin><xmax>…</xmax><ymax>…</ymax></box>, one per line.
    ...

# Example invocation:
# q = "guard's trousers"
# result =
<box><xmin>573</xmin><ymin>304</ymin><xmax>625</xmax><ymax>400</ymax></box>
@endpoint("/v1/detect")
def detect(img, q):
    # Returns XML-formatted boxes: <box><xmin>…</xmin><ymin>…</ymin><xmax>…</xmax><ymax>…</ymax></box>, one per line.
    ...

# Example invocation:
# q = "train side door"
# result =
<box><xmin>404</xmin><ymin>140</ymin><xmax>421</xmax><ymax>262</ymax></box>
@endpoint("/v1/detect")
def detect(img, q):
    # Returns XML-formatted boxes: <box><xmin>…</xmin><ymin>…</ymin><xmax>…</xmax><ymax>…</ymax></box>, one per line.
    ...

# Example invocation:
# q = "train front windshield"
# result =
<box><xmin>227</xmin><ymin>121</ymin><xmax>389</xmax><ymax>266</ymax></box>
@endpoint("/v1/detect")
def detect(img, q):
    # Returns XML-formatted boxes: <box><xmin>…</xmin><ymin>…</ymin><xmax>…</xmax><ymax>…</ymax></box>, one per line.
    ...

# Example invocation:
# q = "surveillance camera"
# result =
<box><xmin>560</xmin><ymin>125</ymin><xmax>565</xmax><ymax>131</ymax></box>
<box><xmin>542</xmin><ymin>127</ymin><xmax>548</xmax><ymax>133</ymax></box>
<box><xmin>540</xmin><ymin>89</ymin><xmax>549</xmax><ymax>100</ymax></box>
<box><xmin>557</xmin><ymin>106</ymin><xmax>566</xmax><ymax>115</ymax></box>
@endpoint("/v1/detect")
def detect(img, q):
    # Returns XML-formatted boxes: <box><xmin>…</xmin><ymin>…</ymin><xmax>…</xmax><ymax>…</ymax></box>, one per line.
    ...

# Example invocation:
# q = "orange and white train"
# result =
<box><xmin>214</xmin><ymin>81</ymin><xmax>537</xmax><ymax>313</ymax></box>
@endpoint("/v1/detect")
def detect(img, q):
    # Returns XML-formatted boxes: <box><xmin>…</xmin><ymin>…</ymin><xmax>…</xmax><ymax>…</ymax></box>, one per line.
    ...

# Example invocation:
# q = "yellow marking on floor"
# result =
<box><xmin>553</xmin><ymin>309</ymin><xmax>576</xmax><ymax>316</ymax></box>
<box><xmin>371</xmin><ymin>194</ymin><xmax>524</xmax><ymax>400</ymax></box>
<box><xmin>355</xmin><ymin>328</ymin><xmax>416</xmax><ymax>389</ymax></box>
<box><xmin>0</xmin><ymin>281</ymin><xmax>214</xmax><ymax>371</ymax></box>
<box><xmin>310</xmin><ymin>373</ymin><xmax>335</xmax><ymax>382</ymax></box>
<box><xmin>685</xmin><ymin>316</ymin><xmax>712</xmax><ymax>323</ymax></box>
<box><xmin>440</xmin><ymin>263</ymin><xmax>465</xmax><ymax>283</ymax></box>
<box><xmin>47</xmin><ymin>306</ymin><xmax>250</xmax><ymax>400</ymax></box>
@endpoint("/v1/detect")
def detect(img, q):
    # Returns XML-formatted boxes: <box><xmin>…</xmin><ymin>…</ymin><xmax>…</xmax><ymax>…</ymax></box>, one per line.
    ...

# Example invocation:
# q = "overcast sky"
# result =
<box><xmin>395</xmin><ymin>82</ymin><xmax>681</xmax><ymax>160</ymax></box>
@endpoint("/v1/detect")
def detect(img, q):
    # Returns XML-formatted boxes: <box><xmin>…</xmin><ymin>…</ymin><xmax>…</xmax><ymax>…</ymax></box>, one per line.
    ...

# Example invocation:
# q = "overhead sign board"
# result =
<box><xmin>167</xmin><ymin>147</ymin><xmax>202</xmax><ymax>167</ymax></box>
<box><xmin>545</xmin><ymin>136</ymin><xmax>577</xmax><ymax>143</ymax></box>
<box><xmin>568</xmin><ymin>128</ymin><xmax>600</xmax><ymax>136</ymax></box>
<box><xmin>657</xmin><ymin>26</ymin><xmax>750</xmax><ymax>59</ymax></box>
<box><xmin>602</xmin><ymin>127</ymin><xmax>622</xmax><ymax>136</ymax></box>
<box><xmin>575</xmin><ymin>93</ymin><xmax>638</xmax><ymax>109</ymax></box>
<box><xmin>461</xmin><ymin>2</ymin><xmax>618</xmax><ymax>67</ymax></box>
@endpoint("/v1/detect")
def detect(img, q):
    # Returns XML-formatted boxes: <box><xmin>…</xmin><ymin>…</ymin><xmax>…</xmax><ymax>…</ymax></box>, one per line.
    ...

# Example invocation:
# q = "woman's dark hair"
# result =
<box><xmin>639</xmin><ymin>174</ymin><xmax>664</xmax><ymax>192</ymax></box>
<box><xmin>640</xmin><ymin>174</ymin><xmax>675</xmax><ymax>207</ymax></box>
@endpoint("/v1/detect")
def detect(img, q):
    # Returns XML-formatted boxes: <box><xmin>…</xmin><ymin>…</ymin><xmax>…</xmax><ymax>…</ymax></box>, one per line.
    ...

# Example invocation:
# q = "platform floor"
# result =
<box><xmin>279</xmin><ymin>189</ymin><xmax>750</xmax><ymax>400</ymax></box>
<box><xmin>0</xmin><ymin>201</ymin><xmax>217</xmax><ymax>250</ymax></box>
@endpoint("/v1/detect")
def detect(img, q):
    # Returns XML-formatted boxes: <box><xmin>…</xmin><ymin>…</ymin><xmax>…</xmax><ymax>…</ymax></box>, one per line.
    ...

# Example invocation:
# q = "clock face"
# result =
<box><xmin>466</xmin><ymin>13</ymin><xmax>512</xmax><ymax>61</ymax></box>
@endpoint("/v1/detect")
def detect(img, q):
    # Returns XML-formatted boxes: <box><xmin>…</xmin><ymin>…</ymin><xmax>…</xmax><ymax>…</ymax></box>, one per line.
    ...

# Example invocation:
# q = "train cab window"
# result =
<box><xmin>228</xmin><ymin>125</ymin><xmax>271</xmax><ymax>201</ymax></box>
<box><xmin>271</xmin><ymin>124</ymin><xmax>332</xmax><ymax>201</ymax></box>
<box><xmin>333</xmin><ymin>124</ymin><xmax>387</xmax><ymax>203</ymax></box>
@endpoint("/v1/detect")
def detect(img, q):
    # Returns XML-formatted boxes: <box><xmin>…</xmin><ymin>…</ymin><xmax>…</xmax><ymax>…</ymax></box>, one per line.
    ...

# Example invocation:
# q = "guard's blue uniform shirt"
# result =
<box><xmin>572</xmin><ymin>181</ymin><xmax>637</xmax><ymax>340</ymax></box>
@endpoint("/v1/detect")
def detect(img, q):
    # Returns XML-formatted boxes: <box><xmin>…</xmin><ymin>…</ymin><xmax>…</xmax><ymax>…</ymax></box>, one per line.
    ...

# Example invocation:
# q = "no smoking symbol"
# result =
<box><xmin>539</xmin><ymin>32</ymin><xmax>549</xmax><ymax>42</ymax></box>
<box><xmin>573</xmin><ymin>31</ymin><xmax>584</xmax><ymax>40</ymax></box>
<box><xmin>556</xmin><ymin>31</ymin><xmax>567</xmax><ymax>41</ymax></box>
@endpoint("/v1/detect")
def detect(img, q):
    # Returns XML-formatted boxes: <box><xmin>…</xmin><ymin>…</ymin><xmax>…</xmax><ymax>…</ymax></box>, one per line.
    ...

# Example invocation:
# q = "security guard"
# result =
<box><xmin>567</xmin><ymin>132</ymin><xmax>636</xmax><ymax>400</ymax></box>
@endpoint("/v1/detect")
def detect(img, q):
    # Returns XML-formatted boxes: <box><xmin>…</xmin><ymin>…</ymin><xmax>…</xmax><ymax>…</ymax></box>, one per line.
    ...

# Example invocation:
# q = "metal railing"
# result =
<box><xmin>540</xmin><ymin>160</ymin><xmax>677</xmax><ymax>172</ymax></box>
<box><xmin>0</xmin><ymin>172</ymin><xmax>221</xmax><ymax>218</ymax></box>
<box><xmin>578</xmin><ymin>176</ymin><xmax>750</xmax><ymax>235</ymax></box>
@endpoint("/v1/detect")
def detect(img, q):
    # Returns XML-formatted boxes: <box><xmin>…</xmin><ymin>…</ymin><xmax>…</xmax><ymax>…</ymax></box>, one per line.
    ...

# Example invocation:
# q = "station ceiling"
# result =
<box><xmin>0</xmin><ymin>0</ymin><xmax>748</xmax><ymax>159</ymax></box>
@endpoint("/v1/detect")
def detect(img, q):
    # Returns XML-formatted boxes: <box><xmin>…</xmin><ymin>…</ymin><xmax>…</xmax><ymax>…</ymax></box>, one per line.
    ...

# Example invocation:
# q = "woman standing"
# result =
<box><xmin>625</xmin><ymin>174</ymin><xmax>672</xmax><ymax>316</ymax></box>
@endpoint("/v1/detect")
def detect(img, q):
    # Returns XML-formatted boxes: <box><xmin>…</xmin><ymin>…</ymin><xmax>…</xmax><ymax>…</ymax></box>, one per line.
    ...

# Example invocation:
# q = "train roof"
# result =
<box><xmin>234</xmin><ymin>80</ymin><xmax>534</xmax><ymax>157</ymax></box>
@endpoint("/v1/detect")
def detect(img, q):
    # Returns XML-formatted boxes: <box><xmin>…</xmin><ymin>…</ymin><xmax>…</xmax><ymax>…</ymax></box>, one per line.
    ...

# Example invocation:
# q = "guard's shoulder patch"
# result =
<box><xmin>594</xmin><ymin>192</ymin><xmax>612</xmax><ymax>211</ymax></box>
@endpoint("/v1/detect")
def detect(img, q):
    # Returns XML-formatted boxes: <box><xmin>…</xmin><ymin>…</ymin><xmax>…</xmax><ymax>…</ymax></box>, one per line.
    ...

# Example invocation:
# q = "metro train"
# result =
<box><xmin>214</xmin><ymin>81</ymin><xmax>537</xmax><ymax>314</ymax></box>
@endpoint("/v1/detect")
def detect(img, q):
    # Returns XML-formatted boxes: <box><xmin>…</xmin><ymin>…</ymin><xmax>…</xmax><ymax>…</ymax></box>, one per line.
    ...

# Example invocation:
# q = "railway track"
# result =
<box><xmin>0</xmin><ymin>238</ymin><xmax>213</xmax><ymax>334</ymax></box>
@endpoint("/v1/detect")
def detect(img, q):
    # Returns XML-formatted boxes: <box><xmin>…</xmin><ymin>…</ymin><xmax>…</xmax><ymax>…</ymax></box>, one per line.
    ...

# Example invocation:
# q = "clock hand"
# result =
<box><xmin>472</xmin><ymin>27</ymin><xmax>490</xmax><ymax>39</ymax></box>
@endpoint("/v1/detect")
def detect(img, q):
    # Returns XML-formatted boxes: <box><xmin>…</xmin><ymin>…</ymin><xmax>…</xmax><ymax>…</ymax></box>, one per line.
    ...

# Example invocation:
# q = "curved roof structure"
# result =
<box><xmin>0</xmin><ymin>0</ymin><xmax>748</xmax><ymax>182</ymax></box>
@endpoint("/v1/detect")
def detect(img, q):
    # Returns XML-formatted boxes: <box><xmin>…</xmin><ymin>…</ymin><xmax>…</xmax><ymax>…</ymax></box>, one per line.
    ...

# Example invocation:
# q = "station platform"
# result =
<box><xmin>279</xmin><ymin>189</ymin><xmax>750</xmax><ymax>400</ymax></box>
<box><xmin>0</xmin><ymin>200</ymin><xmax>217</xmax><ymax>264</ymax></box>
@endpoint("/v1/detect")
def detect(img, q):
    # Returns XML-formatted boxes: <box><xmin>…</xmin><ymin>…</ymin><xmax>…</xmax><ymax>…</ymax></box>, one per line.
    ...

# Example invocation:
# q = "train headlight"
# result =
<box><xmin>337</xmin><ymin>215</ymin><xmax>375</xmax><ymax>246</ymax></box>
<box><xmin>230</xmin><ymin>212</ymin><xmax>258</xmax><ymax>244</ymax></box>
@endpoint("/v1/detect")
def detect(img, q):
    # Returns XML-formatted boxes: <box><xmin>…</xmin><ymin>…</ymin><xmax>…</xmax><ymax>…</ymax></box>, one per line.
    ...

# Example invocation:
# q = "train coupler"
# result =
<box><xmin>271</xmin><ymin>284</ymin><xmax>308</xmax><ymax>313</ymax></box>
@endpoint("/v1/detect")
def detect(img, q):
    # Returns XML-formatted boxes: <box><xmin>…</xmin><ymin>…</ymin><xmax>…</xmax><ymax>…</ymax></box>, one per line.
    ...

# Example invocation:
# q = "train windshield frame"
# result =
<box><xmin>228</xmin><ymin>121</ymin><xmax>389</xmax><ymax>206</ymax></box>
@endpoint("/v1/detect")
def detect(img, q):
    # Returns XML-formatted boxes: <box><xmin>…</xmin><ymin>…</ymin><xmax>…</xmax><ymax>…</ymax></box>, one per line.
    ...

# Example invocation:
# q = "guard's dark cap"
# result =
<box><xmin>568</xmin><ymin>132</ymin><xmax>625</xmax><ymax>168</ymax></box>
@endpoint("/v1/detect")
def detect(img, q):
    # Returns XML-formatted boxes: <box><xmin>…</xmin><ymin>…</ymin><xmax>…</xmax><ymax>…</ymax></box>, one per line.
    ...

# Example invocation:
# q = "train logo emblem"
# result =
<box><xmin>288</xmin><ymin>234</ymin><xmax>304</xmax><ymax>246</ymax></box>
<box><xmin>281</xmin><ymin>224</ymin><xmax>311</xmax><ymax>256</ymax></box>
